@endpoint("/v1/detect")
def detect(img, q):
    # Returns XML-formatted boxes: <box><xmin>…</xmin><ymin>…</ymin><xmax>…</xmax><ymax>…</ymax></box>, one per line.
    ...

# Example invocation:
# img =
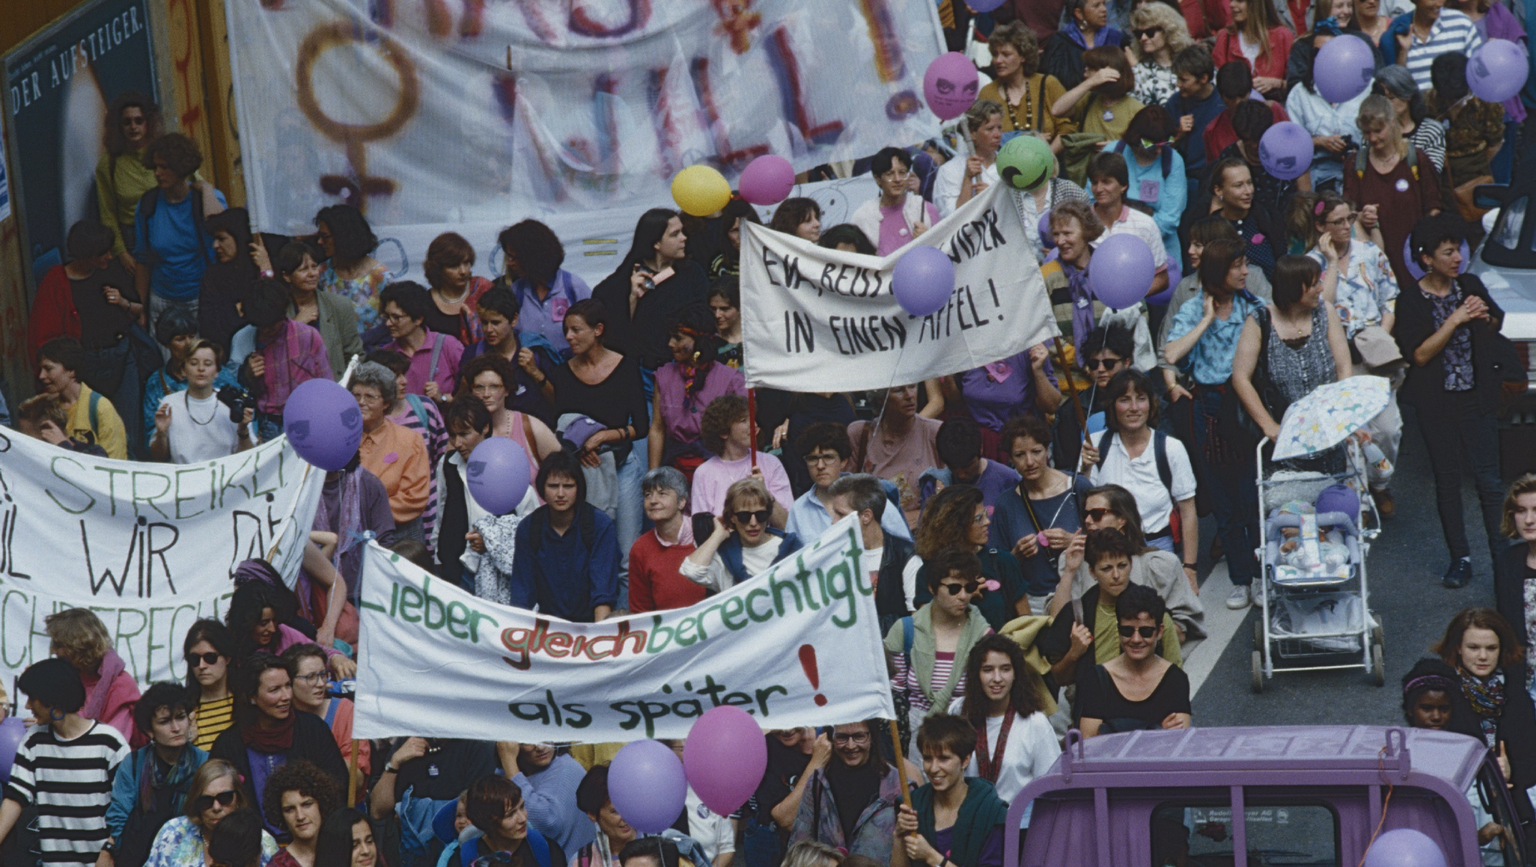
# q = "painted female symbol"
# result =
<box><xmin>798</xmin><ymin>644</ymin><xmax>827</xmax><ymax>706</ymax></box>
<box><xmin>294</xmin><ymin>22</ymin><xmax>421</xmax><ymax>212</ymax></box>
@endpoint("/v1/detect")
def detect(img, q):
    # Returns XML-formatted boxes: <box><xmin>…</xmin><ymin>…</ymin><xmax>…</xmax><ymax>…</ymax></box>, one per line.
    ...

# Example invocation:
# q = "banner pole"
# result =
<box><xmin>1051</xmin><ymin>336</ymin><xmax>1087</xmax><ymax>429</ymax></box>
<box><xmin>888</xmin><ymin>719</ymin><xmax>915</xmax><ymax>815</ymax></box>
<box><xmin>747</xmin><ymin>387</ymin><xmax>759</xmax><ymax>471</ymax></box>
<box><xmin>347</xmin><ymin>739</ymin><xmax>360</xmax><ymax>805</ymax></box>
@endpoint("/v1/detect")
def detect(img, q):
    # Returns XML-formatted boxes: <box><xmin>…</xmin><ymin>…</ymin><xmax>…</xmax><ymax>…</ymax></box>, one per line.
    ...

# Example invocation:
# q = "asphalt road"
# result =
<box><xmin>1186</xmin><ymin>403</ymin><xmax>1507</xmax><ymax>727</ymax></box>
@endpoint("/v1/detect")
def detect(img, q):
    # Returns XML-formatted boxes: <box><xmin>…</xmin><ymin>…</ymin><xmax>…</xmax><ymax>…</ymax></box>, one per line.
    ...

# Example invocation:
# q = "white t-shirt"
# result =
<box><xmin>946</xmin><ymin>700</ymin><xmax>1061</xmax><ymax>805</ymax></box>
<box><xmin>935</xmin><ymin>156</ymin><xmax>1001</xmax><ymax>219</ymax></box>
<box><xmin>1088</xmin><ymin>431</ymin><xmax>1197</xmax><ymax>534</ymax></box>
<box><xmin>683</xmin><ymin>788</ymin><xmax>735</xmax><ymax>865</ymax></box>
<box><xmin>160</xmin><ymin>391</ymin><xmax>242</xmax><ymax>463</ymax></box>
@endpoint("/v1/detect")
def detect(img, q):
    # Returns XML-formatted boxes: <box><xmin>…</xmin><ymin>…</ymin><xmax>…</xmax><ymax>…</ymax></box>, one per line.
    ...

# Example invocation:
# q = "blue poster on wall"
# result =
<box><xmin>3</xmin><ymin>0</ymin><xmax>156</xmax><ymax>297</ymax></box>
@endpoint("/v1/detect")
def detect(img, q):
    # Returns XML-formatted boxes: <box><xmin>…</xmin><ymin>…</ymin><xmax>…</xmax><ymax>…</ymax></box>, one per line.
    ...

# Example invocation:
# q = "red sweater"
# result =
<box><xmin>628</xmin><ymin>530</ymin><xmax>703</xmax><ymax>613</ymax></box>
<box><xmin>1211</xmin><ymin>27</ymin><xmax>1295</xmax><ymax>83</ymax></box>
<box><xmin>1203</xmin><ymin>100</ymin><xmax>1291</xmax><ymax>166</ymax></box>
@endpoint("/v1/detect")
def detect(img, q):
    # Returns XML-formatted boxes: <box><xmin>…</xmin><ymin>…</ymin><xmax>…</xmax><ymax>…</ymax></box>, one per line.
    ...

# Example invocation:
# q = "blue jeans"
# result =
<box><xmin>741</xmin><ymin>816</ymin><xmax>783</xmax><ymax>867</ymax></box>
<box><xmin>1190</xmin><ymin>387</ymin><xmax>1260</xmax><ymax>585</ymax></box>
<box><xmin>1415</xmin><ymin>390</ymin><xmax>1504</xmax><ymax>563</ymax></box>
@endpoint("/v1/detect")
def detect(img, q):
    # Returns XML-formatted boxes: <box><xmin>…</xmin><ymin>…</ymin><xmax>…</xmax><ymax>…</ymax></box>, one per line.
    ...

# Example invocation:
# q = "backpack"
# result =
<box><xmin>1094</xmin><ymin>429</ymin><xmax>1181</xmax><ymax>541</ymax></box>
<box><xmin>1353</xmin><ymin>145</ymin><xmax>1419</xmax><ymax>182</ymax></box>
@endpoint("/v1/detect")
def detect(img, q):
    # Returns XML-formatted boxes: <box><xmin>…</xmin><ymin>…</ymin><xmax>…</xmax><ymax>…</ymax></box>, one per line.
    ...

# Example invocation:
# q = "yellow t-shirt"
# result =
<box><xmin>194</xmin><ymin>694</ymin><xmax>235</xmax><ymax>751</ymax></box>
<box><xmin>1092</xmin><ymin>598</ymin><xmax>1183</xmax><ymax>665</ymax></box>
<box><xmin>63</xmin><ymin>383</ymin><xmax>128</xmax><ymax>460</ymax></box>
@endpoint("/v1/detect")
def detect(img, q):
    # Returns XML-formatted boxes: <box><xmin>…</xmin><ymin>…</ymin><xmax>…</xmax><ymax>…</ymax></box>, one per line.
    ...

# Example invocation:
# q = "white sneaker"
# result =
<box><xmin>1226</xmin><ymin>585</ymin><xmax>1251</xmax><ymax>609</ymax></box>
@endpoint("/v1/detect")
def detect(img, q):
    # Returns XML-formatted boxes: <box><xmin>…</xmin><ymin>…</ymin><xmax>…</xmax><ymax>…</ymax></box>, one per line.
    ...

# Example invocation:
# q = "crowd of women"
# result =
<box><xmin>6</xmin><ymin>0</ymin><xmax>1536</xmax><ymax>863</ymax></box>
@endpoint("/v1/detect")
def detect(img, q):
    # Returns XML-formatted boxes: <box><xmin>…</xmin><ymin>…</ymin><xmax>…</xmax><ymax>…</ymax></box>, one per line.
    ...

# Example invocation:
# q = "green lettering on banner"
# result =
<box><xmin>1</xmin><ymin>589</ymin><xmax>36</xmax><ymax>668</ymax></box>
<box><xmin>446</xmin><ymin>601</ymin><xmax>471</xmax><ymax>639</ymax></box>
<box><xmin>129</xmin><ymin>471</ymin><xmax>172</xmax><ymax>520</ymax></box>
<box><xmin>719</xmin><ymin>595</ymin><xmax>747</xmax><ymax>630</ymax></box>
<box><xmin>173</xmin><ymin>468</ymin><xmax>208</xmax><ymax>519</ymax></box>
<box><xmin>400</xmin><ymin>583</ymin><xmax>424</xmax><ymax>623</ymax></box>
<box><xmin>46</xmin><ymin>456</ymin><xmax>96</xmax><ymax>514</ymax></box>
<box><xmin>745</xmin><ymin>588</ymin><xmax>773</xmax><ymax>622</ymax></box>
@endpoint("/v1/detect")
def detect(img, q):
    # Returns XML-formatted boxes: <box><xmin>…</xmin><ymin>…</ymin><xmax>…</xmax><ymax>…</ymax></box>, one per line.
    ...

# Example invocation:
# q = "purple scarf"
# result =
<box><xmin>84</xmin><ymin>649</ymin><xmax>126</xmax><ymax>722</ymax></box>
<box><xmin>307</xmin><ymin>468</ymin><xmax>366</xmax><ymax>604</ymax></box>
<box><xmin>1063</xmin><ymin>260</ymin><xmax>1097</xmax><ymax>358</ymax></box>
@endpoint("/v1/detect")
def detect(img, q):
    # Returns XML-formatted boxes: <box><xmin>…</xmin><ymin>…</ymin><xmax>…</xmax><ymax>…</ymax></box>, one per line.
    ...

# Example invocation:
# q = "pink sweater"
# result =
<box><xmin>80</xmin><ymin>668</ymin><xmax>140</xmax><ymax>746</ymax></box>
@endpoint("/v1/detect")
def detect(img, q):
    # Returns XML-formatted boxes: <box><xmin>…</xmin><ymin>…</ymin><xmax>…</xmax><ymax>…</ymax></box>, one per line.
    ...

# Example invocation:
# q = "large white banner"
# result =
<box><xmin>224</xmin><ymin>0</ymin><xmax>945</xmax><ymax>249</ymax></box>
<box><xmin>739</xmin><ymin>184</ymin><xmax>1057</xmax><ymax>391</ymax></box>
<box><xmin>353</xmin><ymin>516</ymin><xmax>894</xmax><ymax>741</ymax></box>
<box><xmin>0</xmin><ymin>431</ymin><xmax>324</xmax><ymax>689</ymax></box>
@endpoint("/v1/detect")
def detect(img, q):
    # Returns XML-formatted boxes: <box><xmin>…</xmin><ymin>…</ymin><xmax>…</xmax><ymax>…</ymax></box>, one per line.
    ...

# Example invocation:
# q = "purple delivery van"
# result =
<box><xmin>1005</xmin><ymin>726</ymin><xmax>1526</xmax><ymax>867</ymax></box>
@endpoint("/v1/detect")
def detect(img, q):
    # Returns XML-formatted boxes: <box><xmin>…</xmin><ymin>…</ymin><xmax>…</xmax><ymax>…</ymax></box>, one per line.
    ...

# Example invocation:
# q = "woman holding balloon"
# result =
<box><xmin>934</xmin><ymin>101</ymin><xmax>1005</xmax><ymax>219</ymax></box>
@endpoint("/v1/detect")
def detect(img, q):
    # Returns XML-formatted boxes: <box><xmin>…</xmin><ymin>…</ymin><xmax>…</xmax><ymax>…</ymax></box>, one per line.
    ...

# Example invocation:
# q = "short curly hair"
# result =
<box><xmin>45</xmin><ymin>608</ymin><xmax>111</xmax><ymax>672</ymax></box>
<box><xmin>141</xmin><ymin>133</ymin><xmax>203</xmax><ymax>178</ymax></box>
<box><xmin>987</xmin><ymin>22</ymin><xmax>1041</xmax><ymax>78</ymax></box>
<box><xmin>262</xmin><ymin>760</ymin><xmax>345</xmax><ymax>832</ymax></box>
<box><xmin>699</xmin><ymin>394</ymin><xmax>749</xmax><ymax>456</ymax></box>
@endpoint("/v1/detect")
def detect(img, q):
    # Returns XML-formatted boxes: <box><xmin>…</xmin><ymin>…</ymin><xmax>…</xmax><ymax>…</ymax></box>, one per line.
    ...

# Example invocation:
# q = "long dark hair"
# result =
<box><xmin>104</xmin><ymin>91</ymin><xmax>162</xmax><ymax>156</ymax></box>
<box><xmin>1083</xmin><ymin>484</ymin><xmax>1149</xmax><ymax>551</ymax></box>
<box><xmin>315</xmin><ymin>808</ymin><xmax>377</xmax><ymax>867</ymax></box>
<box><xmin>959</xmin><ymin>635</ymin><xmax>1043</xmax><ymax>724</ymax></box>
<box><xmin>623</xmin><ymin>208</ymin><xmax>680</xmax><ymax>270</ymax></box>
<box><xmin>717</xmin><ymin>199</ymin><xmax>761</xmax><ymax>267</ymax></box>
<box><xmin>183</xmin><ymin>620</ymin><xmax>237</xmax><ymax>691</ymax></box>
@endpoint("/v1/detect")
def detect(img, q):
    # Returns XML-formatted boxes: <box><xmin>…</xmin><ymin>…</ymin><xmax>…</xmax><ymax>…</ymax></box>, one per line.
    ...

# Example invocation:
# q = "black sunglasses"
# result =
<box><xmin>733</xmin><ymin>509</ymin><xmax>771</xmax><ymax>526</ymax></box>
<box><xmin>1118</xmin><ymin>625</ymin><xmax>1158</xmax><ymax>638</ymax></box>
<box><xmin>1083</xmin><ymin>357</ymin><xmax>1124</xmax><ymax>370</ymax></box>
<box><xmin>1133</xmin><ymin>26</ymin><xmax>1163</xmax><ymax>37</ymax></box>
<box><xmin>940</xmin><ymin>581</ymin><xmax>981</xmax><ymax>596</ymax></box>
<box><xmin>186</xmin><ymin>651</ymin><xmax>223</xmax><ymax>666</ymax></box>
<box><xmin>194</xmin><ymin>790</ymin><xmax>238</xmax><ymax>812</ymax></box>
<box><xmin>1085</xmin><ymin>508</ymin><xmax>1118</xmax><ymax>522</ymax></box>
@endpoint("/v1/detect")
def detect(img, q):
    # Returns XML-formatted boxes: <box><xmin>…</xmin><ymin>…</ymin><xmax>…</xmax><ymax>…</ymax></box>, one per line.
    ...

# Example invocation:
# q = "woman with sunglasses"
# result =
<box><xmin>105</xmin><ymin>682</ymin><xmax>208</xmax><ymax>867</ymax></box>
<box><xmin>1052</xmin><ymin>485</ymin><xmax>1205</xmax><ymax>641</ymax></box>
<box><xmin>183</xmin><ymin>620</ymin><xmax>238</xmax><ymax>751</ymax></box>
<box><xmin>1127</xmin><ymin>4</ymin><xmax>1193</xmax><ymax>107</ymax></box>
<box><xmin>143</xmin><ymin>759</ymin><xmax>279</xmax><ymax>867</ymax></box>
<box><xmin>264</xmin><ymin>761</ymin><xmax>345</xmax><ymax>867</ymax></box>
<box><xmin>210</xmin><ymin>657</ymin><xmax>348</xmax><ymax>837</ymax></box>
<box><xmin>684</xmin><ymin>477</ymin><xmax>802</xmax><ymax>591</ymax></box>
<box><xmin>1077</xmin><ymin>584</ymin><xmax>1191</xmax><ymax>736</ymax></box>
<box><xmin>884</xmin><ymin>548</ymin><xmax>994</xmax><ymax>759</ymax></box>
<box><xmin>313</xmin><ymin>809</ymin><xmax>379</xmax><ymax>867</ymax></box>
<box><xmin>911</xmin><ymin>485</ymin><xmax>1029</xmax><ymax>631</ymax></box>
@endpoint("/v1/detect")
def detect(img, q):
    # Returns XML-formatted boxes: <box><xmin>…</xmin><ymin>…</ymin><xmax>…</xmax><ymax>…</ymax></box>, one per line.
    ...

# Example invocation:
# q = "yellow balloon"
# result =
<box><xmin>671</xmin><ymin>165</ymin><xmax>732</xmax><ymax>217</ymax></box>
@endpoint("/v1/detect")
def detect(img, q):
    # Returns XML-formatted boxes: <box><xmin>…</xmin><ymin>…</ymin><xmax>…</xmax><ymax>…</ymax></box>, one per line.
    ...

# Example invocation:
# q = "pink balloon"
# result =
<box><xmin>923</xmin><ymin>53</ymin><xmax>979</xmax><ymax>121</ymax></box>
<box><xmin>684</xmin><ymin>707</ymin><xmax>768</xmax><ymax>816</ymax></box>
<box><xmin>740</xmin><ymin>155</ymin><xmax>796</xmax><ymax>206</ymax></box>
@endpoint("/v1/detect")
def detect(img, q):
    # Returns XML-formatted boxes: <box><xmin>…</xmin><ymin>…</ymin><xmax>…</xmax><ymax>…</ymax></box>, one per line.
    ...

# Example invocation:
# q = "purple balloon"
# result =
<box><xmin>1148</xmin><ymin>259</ymin><xmax>1180</xmax><ymax>306</ymax></box>
<box><xmin>1364</xmin><ymin>829</ymin><xmax>1446</xmax><ymax>867</ymax></box>
<box><xmin>1258</xmin><ymin>122</ymin><xmax>1313</xmax><ymax>181</ymax></box>
<box><xmin>740</xmin><ymin>155</ymin><xmax>795</xmax><ymax>206</ymax></box>
<box><xmin>1090</xmin><ymin>233</ymin><xmax>1155</xmax><ymax>310</ymax></box>
<box><xmin>923</xmin><ymin>52</ymin><xmax>979</xmax><ymax>121</ymax></box>
<box><xmin>1401</xmin><ymin>236</ymin><xmax>1471</xmax><ymax>281</ymax></box>
<box><xmin>284</xmin><ymin>378</ymin><xmax>363</xmax><ymax>471</ymax></box>
<box><xmin>1314</xmin><ymin>34</ymin><xmax>1375</xmax><ymax>104</ymax></box>
<box><xmin>1467</xmin><ymin>39</ymin><xmax>1531</xmax><ymax>104</ymax></box>
<box><xmin>892</xmin><ymin>245</ymin><xmax>956</xmax><ymax>317</ymax></box>
<box><xmin>466</xmin><ymin>437</ymin><xmax>530</xmax><ymax>516</ymax></box>
<box><xmin>1038</xmin><ymin>211</ymin><xmax>1055</xmax><ymax>250</ymax></box>
<box><xmin>0</xmin><ymin>718</ymin><xmax>23</xmax><ymax>785</ymax></box>
<box><xmin>609</xmin><ymin>740</ymin><xmax>688</xmax><ymax>834</ymax></box>
<box><xmin>966</xmin><ymin>0</ymin><xmax>1007</xmax><ymax>11</ymax></box>
<box><xmin>684</xmin><ymin>707</ymin><xmax>768</xmax><ymax>816</ymax></box>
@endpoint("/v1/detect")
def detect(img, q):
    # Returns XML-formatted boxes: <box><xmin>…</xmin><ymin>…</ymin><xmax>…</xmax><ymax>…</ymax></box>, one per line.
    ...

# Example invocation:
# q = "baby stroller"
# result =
<box><xmin>1250</xmin><ymin>435</ymin><xmax>1384</xmax><ymax>692</ymax></box>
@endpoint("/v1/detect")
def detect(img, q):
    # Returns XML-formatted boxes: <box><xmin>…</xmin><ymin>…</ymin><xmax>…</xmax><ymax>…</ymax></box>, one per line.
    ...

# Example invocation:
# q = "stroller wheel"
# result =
<box><xmin>1252</xmin><ymin>650</ymin><xmax>1265</xmax><ymax>693</ymax></box>
<box><xmin>1371</xmin><ymin>616</ymin><xmax>1384</xmax><ymax>649</ymax></box>
<box><xmin>1371</xmin><ymin>643</ymin><xmax>1385</xmax><ymax>687</ymax></box>
<box><xmin>1254</xmin><ymin>619</ymin><xmax>1264</xmax><ymax>651</ymax></box>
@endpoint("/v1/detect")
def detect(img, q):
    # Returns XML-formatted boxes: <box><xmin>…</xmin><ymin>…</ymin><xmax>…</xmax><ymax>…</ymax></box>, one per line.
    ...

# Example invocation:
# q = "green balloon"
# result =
<box><xmin>996</xmin><ymin>135</ymin><xmax>1054</xmax><ymax>192</ymax></box>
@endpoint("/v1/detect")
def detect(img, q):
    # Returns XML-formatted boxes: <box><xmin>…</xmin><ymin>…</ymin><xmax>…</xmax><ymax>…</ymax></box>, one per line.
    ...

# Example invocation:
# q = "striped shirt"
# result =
<box><xmin>1403</xmin><ymin>10</ymin><xmax>1482</xmax><ymax>91</ymax></box>
<box><xmin>193</xmin><ymin>695</ymin><xmax>235</xmax><ymax>751</ymax></box>
<box><xmin>891</xmin><ymin>650</ymin><xmax>965</xmax><ymax>713</ymax></box>
<box><xmin>5</xmin><ymin>722</ymin><xmax>130</xmax><ymax>865</ymax></box>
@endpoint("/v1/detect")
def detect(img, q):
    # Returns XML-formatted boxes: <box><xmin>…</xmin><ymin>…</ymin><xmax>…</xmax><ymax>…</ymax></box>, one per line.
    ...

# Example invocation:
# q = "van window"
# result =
<box><xmin>1487</xmin><ymin>195</ymin><xmax>1526</xmax><ymax>253</ymax></box>
<box><xmin>1474</xmin><ymin>758</ymin><xmax>1526</xmax><ymax>867</ymax></box>
<box><xmin>1152</xmin><ymin>803</ymin><xmax>1339</xmax><ymax>867</ymax></box>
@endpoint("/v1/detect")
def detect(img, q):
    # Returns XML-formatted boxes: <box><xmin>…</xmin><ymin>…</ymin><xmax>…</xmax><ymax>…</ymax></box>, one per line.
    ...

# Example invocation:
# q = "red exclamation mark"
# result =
<box><xmin>799</xmin><ymin>644</ymin><xmax>827</xmax><ymax>706</ymax></box>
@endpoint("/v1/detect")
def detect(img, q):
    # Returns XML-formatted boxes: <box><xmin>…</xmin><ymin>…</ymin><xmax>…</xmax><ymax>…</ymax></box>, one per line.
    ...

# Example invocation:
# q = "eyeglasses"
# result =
<box><xmin>1133</xmin><ymin>26</ymin><xmax>1163</xmax><ymax>38</ymax></box>
<box><xmin>194</xmin><ymin>790</ymin><xmax>238</xmax><ymax>813</ymax></box>
<box><xmin>382</xmin><ymin>312</ymin><xmax>412</xmax><ymax>325</ymax></box>
<box><xmin>804</xmin><ymin>452</ymin><xmax>842</xmax><ymax>466</ymax></box>
<box><xmin>971</xmin><ymin>511</ymin><xmax>989</xmax><ymax>525</ymax></box>
<box><xmin>1083</xmin><ymin>356</ymin><xmax>1125</xmax><ymax>370</ymax></box>
<box><xmin>1324</xmin><ymin>213</ymin><xmax>1358</xmax><ymax>227</ymax></box>
<box><xmin>939</xmin><ymin>581</ymin><xmax>980</xmax><ymax>596</ymax></box>
<box><xmin>186</xmin><ymin>651</ymin><xmax>223</xmax><ymax>666</ymax></box>
<box><xmin>733</xmin><ymin>509</ymin><xmax>771</xmax><ymax>526</ymax></box>
<box><xmin>1140</xmin><ymin>137</ymin><xmax>1173</xmax><ymax>149</ymax></box>
<box><xmin>880</xmin><ymin>169</ymin><xmax>911</xmax><ymax>182</ymax></box>
<box><xmin>294</xmin><ymin>671</ymin><xmax>328</xmax><ymax>686</ymax></box>
<box><xmin>471</xmin><ymin>384</ymin><xmax>506</xmax><ymax>395</ymax></box>
<box><xmin>832</xmin><ymin>731</ymin><xmax>871</xmax><ymax>745</ymax></box>
<box><xmin>1118</xmin><ymin>625</ymin><xmax>1159</xmax><ymax>638</ymax></box>
<box><xmin>353</xmin><ymin>392</ymin><xmax>385</xmax><ymax>405</ymax></box>
<box><xmin>1085</xmin><ymin>508</ymin><xmax>1118</xmax><ymax>522</ymax></box>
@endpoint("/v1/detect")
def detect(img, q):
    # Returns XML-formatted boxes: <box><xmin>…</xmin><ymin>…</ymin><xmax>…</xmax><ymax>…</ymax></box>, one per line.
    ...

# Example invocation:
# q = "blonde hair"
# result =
<box><xmin>723</xmin><ymin>478</ymin><xmax>773</xmax><ymax>524</ymax></box>
<box><xmin>1231</xmin><ymin>0</ymin><xmax>1284</xmax><ymax>66</ymax></box>
<box><xmin>45</xmin><ymin>608</ymin><xmax>111</xmax><ymax>672</ymax></box>
<box><xmin>186</xmin><ymin>759</ymin><xmax>247</xmax><ymax>823</ymax></box>
<box><xmin>17</xmin><ymin>394</ymin><xmax>67</xmax><ymax>431</ymax></box>
<box><xmin>1356</xmin><ymin>94</ymin><xmax>1407</xmax><ymax>157</ymax></box>
<box><xmin>1502</xmin><ymin>474</ymin><xmax>1536</xmax><ymax>539</ymax></box>
<box><xmin>782</xmin><ymin>841</ymin><xmax>844</xmax><ymax>867</ymax></box>
<box><xmin>1129</xmin><ymin>4</ymin><xmax>1194</xmax><ymax>62</ymax></box>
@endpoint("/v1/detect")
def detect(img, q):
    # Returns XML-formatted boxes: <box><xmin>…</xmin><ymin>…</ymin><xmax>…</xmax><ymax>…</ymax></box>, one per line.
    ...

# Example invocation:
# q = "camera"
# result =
<box><xmin>217</xmin><ymin>385</ymin><xmax>256</xmax><ymax>425</ymax></box>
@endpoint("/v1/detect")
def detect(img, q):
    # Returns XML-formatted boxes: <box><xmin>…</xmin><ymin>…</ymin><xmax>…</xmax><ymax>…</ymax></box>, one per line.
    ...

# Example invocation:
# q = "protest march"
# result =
<box><xmin>2</xmin><ymin>0</ymin><xmax>1536</xmax><ymax>865</ymax></box>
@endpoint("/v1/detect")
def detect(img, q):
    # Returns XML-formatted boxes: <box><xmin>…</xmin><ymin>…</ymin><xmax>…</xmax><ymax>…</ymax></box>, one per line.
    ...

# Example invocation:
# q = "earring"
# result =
<box><xmin>49</xmin><ymin>709</ymin><xmax>64</xmax><ymax>722</ymax></box>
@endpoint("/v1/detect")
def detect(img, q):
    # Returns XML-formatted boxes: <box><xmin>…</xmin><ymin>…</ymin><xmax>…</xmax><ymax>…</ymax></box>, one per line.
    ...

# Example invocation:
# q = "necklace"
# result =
<box><xmin>1001</xmin><ymin>77</ymin><xmax>1034</xmax><ymax>131</ymax></box>
<box><xmin>436</xmin><ymin>284</ymin><xmax>471</xmax><ymax>306</ymax></box>
<box><xmin>185</xmin><ymin>391</ymin><xmax>218</xmax><ymax>426</ymax></box>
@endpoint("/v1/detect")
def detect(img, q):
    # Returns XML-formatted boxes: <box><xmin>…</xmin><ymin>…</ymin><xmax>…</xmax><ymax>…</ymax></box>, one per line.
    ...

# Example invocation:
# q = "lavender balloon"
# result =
<box><xmin>0</xmin><ymin>718</ymin><xmax>24</xmax><ymax>784</ymax></box>
<box><xmin>892</xmin><ymin>245</ymin><xmax>956</xmax><ymax>317</ymax></box>
<box><xmin>1089</xmin><ymin>233</ymin><xmax>1155</xmax><ymax>310</ymax></box>
<box><xmin>466</xmin><ymin>437</ymin><xmax>530</xmax><ymax>516</ymax></box>
<box><xmin>1313</xmin><ymin>34</ymin><xmax>1375</xmax><ymax>104</ymax></box>
<box><xmin>609</xmin><ymin>740</ymin><xmax>688</xmax><ymax>834</ymax></box>
<box><xmin>1258</xmin><ymin>122</ymin><xmax>1313</xmax><ymax>181</ymax></box>
<box><xmin>1363</xmin><ymin>829</ymin><xmax>1446</xmax><ymax>867</ymax></box>
<box><xmin>684</xmin><ymin>707</ymin><xmax>768</xmax><ymax>816</ymax></box>
<box><xmin>740</xmin><ymin>155</ymin><xmax>795</xmax><ymax>206</ymax></box>
<box><xmin>1466</xmin><ymin>39</ymin><xmax>1530</xmax><ymax>104</ymax></box>
<box><xmin>923</xmin><ymin>53</ymin><xmax>979</xmax><ymax>121</ymax></box>
<box><xmin>283</xmin><ymin>378</ymin><xmax>363</xmax><ymax>471</ymax></box>
<box><xmin>1401</xmin><ymin>236</ymin><xmax>1470</xmax><ymax>281</ymax></box>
